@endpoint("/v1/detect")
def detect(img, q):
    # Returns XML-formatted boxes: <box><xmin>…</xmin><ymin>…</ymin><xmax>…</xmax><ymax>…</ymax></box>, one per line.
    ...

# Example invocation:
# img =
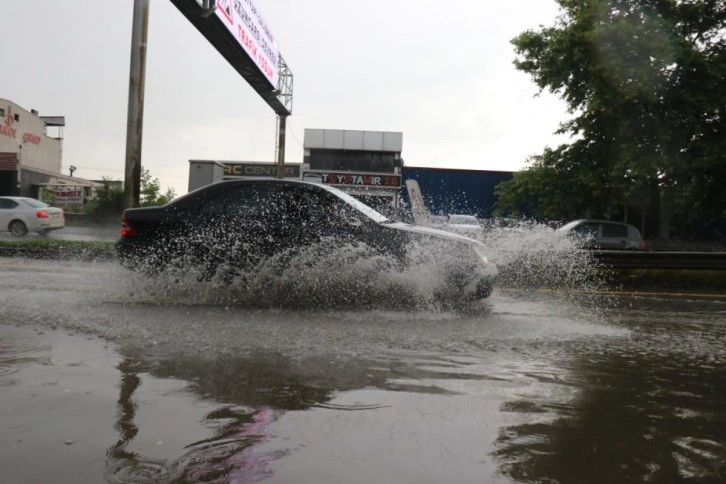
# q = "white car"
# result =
<box><xmin>0</xmin><ymin>196</ymin><xmax>65</xmax><ymax>236</ymax></box>
<box><xmin>557</xmin><ymin>219</ymin><xmax>645</xmax><ymax>250</ymax></box>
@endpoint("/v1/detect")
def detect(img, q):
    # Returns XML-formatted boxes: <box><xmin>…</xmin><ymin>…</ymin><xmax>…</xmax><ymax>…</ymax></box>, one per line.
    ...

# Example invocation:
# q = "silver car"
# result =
<box><xmin>0</xmin><ymin>196</ymin><xmax>65</xmax><ymax>236</ymax></box>
<box><xmin>557</xmin><ymin>219</ymin><xmax>644</xmax><ymax>250</ymax></box>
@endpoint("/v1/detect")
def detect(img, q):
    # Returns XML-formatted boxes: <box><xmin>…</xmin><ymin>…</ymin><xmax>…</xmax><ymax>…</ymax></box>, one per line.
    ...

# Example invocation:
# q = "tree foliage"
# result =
<box><xmin>84</xmin><ymin>177</ymin><xmax>124</xmax><ymax>216</ymax></box>
<box><xmin>140</xmin><ymin>168</ymin><xmax>176</xmax><ymax>207</ymax></box>
<box><xmin>496</xmin><ymin>0</ymin><xmax>725</xmax><ymax>236</ymax></box>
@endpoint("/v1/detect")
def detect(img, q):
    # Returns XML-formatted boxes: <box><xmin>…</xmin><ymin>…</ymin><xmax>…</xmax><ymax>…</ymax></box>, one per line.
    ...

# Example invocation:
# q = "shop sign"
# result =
<box><xmin>1</xmin><ymin>106</ymin><xmax>17</xmax><ymax>139</ymax></box>
<box><xmin>318</xmin><ymin>172</ymin><xmax>401</xmax><ymax>188</ymax></box>
<box><xmin>1</xmin><ymin>105</ymin><xmax>42</xmax><ymax>144</ymax></box>
<box><xmin>41</xmin><ymin>186</ymin><xmax>84</xmax><ymax>207</ymax></box>
<box><xmin>224</xmin><ymin>163</ymin><xmax>300</xmax><ymax>178</ymax></box>
<box><xmin>22</xmin><ymin>133</ymin><xmax>41</xmax><ymax>145</ymax></box>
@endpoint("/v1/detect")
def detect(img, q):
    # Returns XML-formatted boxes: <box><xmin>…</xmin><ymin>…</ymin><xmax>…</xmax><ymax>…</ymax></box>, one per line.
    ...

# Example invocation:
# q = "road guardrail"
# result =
<box><xmin>593</xmin><ymin>251</ymin><xmax>726</xmax><ymax>270</ymax></box>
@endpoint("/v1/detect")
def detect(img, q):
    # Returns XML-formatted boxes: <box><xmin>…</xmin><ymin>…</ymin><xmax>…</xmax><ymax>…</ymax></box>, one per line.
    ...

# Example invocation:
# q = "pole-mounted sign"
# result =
<box><xmin>171</xmin><ymin>0</ymin><xmax>293</xmax><ymax>116</ymax></box>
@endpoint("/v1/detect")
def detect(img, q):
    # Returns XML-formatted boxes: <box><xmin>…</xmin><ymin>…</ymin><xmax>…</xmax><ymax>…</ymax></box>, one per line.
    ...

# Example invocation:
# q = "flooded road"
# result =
<box><xmin>1</xmin><ymin>257</ymin><xmax>725</xmax><ymax>483</ymax></box>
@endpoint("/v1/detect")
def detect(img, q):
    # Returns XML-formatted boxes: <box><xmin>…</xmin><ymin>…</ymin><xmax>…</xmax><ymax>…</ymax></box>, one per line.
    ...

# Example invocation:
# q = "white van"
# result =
<box><xmin>557</xmin><ymin>219</ymin><xmax>645</xmax><ymax>250</ymax></box>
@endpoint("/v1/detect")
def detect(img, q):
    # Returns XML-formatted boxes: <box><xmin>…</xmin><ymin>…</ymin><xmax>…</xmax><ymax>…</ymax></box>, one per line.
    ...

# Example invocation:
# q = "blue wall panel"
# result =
<box><xmin>401</xmin><ymin>167</ymin><xmax>514</xmax><ymax>218</ymax></box>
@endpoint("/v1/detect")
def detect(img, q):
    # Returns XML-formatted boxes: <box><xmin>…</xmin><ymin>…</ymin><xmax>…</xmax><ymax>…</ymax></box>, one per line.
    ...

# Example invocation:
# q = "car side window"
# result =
<box><xmin>251</xmin><ymin>185</ymin><xmax>297</xmax><ymax>222</ymax></box>
<box><xmin>286</xmin><ymin>187</ymin><xmax>335</xmax><ymax>224</ymax></box>
<box><xmin>198</xmin><ymin>185</ymin><xmax>274</xmax><ymax>217</ymax></box>
<box><xmin>573</xmin><ymin>222</ymin><xmax>598</xmax><ymax>238</ymax></box>
<box><xmin>602</xmin><ymin>223</ymin><xmax>628</xmax><ymax>238</ymax></box>
<box><xmin>198</xmin><ymin>191</ymin><xmax>230</xmax><ymax>215</ymax></box>
<box><xmin>226</xmin><ymin>186</ymin><xmax>273</xmax><ymax>218</ymax></box>
<box><xmin>198</xmin><ymin>184</ymin><xmax>300</xmax><ymax>222</ymax></box>
<box><xmin>0</xmin><ymin>199</ymin><xmax>18</xmax><ymax>209</ymax></box>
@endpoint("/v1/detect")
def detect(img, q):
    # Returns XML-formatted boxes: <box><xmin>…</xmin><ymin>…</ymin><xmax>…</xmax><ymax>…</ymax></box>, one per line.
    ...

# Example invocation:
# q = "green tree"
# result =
<box><xmin>84</xmin><ymin>177</ymin><xmax>124</xmax><ymax>216</ymax></box>
<box><xmin>496</xmin><ymin>0</ymin><xmax>725</xmax><ymax>237</ymax></box>
<box><xmin>140</xmin><ymin>168</ymin><xmax>176</xmax><ymax>207</ymax></box>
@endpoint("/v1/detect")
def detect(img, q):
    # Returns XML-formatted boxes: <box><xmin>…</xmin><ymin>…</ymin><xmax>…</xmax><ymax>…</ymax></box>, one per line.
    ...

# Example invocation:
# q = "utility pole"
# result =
<box><xmin>123</xmin><ymin>0</ymin><xmax>150</xmax><ymax>208</ymax></box>
<box><xmin>275</xmin><ymin>115</ymin><xmax>287</xmax><ymax>179</ymax></box>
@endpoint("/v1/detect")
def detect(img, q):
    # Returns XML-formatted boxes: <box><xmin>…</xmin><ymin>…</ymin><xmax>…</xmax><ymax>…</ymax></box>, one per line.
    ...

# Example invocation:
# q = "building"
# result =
<box><xmin>185</xmin><ymin>129</ymin><xmax>517</xmax><ymax>220</ymax></box>
<box><xmin>0</xmin><ymin>98</ymin><xmax>99</xmax><ymax>206</ymax></box>
<box><xmin>301</xmin><ymin>129</ymin><xmax>403</xmax><ymax>214</ymax></box>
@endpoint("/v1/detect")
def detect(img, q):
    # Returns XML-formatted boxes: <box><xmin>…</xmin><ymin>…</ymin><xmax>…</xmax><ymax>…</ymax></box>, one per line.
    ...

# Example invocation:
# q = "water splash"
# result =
<box><xmin>472</xmin><ymin>219</ymin><xmax>610</xmax><ymax>293</ymax></box>
<box><xmin>120</xmin><ymin>237</ymin><xmax>495</xmax><ymax>311</ymax></box>
<box><xmin>112</xmin><ymin>219</ymin><xmax>608</xmax><ymax>311</ymax></box>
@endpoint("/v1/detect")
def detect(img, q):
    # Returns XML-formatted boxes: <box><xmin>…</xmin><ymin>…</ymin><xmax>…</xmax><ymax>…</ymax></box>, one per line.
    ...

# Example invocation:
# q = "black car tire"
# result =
<box><xmin>9</xmin><ymin>220</ymin><xmax>28</xmax><ymax>237</ymax></box>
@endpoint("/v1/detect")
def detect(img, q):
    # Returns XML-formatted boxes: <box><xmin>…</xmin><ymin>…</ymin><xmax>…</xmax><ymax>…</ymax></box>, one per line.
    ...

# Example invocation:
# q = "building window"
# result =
<box><xmin>0</xmin><ymin>108</ymin><xmax>4</xmax><ymax>117</ymax></box>
<box><xmin>14</xmin><ymin>114</ymin><xmax>19</xmax><ymax>122</ymax></box>
<box><xmin>308</xmin><ymin>150</ymin><xmax>396</xmax><ymax>172</ymax></box>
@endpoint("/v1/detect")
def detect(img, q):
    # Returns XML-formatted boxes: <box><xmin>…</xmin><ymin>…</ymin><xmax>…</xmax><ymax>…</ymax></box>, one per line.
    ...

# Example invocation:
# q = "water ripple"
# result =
<box><xmin>0</xmin><ymin>333</ymin><xmax>48</xmax><ymax>381</ymax></box>
<box><xmin>104</xmin><ymin>458</ymin><xmax>170</xmax><ymax>484</ymax></box>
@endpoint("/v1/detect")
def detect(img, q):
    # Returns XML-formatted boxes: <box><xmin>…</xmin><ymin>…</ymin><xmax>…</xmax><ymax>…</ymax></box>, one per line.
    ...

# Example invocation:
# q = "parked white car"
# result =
<box><xmin>557</xmin><ymin>219</ymin><xmax>644</xmax><ymax>250</ymax></box>
<box><xmin>0</xmin><ymin>196</ymin><xmax>65</xmax><ymax>236</ymax></box>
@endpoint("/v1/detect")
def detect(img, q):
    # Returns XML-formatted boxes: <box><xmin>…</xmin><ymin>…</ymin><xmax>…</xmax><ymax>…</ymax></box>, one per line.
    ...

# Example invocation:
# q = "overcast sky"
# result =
<box><xmin>2</xmin><ymin>0</ymin><xmax>570</xmax><ymax>195</ymax></box>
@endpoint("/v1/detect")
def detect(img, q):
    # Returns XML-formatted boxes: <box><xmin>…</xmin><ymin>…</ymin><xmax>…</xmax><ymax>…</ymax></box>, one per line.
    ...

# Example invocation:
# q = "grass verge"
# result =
<box><xmin>0</xmin><ymin>239</ymin><xmax>116</xmax><ymax>261</ymax></box>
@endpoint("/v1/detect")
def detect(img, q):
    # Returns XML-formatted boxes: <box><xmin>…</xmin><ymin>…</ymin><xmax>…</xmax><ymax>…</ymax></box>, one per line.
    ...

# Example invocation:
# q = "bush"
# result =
<box><xmin>85</xmin><ymin>179</ymin><xmax>124</xmax><ymax>216</ymax></box>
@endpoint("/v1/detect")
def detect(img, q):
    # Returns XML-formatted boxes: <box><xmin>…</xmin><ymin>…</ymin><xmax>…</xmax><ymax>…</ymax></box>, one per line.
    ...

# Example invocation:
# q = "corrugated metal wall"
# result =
<box><xmin>401</xmin><ymin>167</ymin><xmax>514</xmax><ymax>218</ymax></box>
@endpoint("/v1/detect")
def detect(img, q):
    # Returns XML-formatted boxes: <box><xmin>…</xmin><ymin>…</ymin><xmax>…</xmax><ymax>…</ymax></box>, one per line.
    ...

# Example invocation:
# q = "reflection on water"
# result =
<box><xmin>105</xmin><ymin>357</ymin><xmax>279</xmax><ymax>484</ymax></box>
<box><xmin>95</xmin><ymin>297</ymin><xmax>726</xmax><ymax>484</ymax></box>
<box><xmin>493</xmin><ymin>300</ymin><xmax>726</xmax><ymax>483</ymax></box>
<box><xmin>2</xmin><ymin>261</ymin><xmax>726</xmax><ymax>483</ymax></box>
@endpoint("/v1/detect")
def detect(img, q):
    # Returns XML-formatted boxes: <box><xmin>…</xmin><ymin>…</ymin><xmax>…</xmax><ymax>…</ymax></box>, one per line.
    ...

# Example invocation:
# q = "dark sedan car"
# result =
<box><xmin>116</xmin><ymin>179</ymin><xmax>496</xmax><ymax>300</ymax></box>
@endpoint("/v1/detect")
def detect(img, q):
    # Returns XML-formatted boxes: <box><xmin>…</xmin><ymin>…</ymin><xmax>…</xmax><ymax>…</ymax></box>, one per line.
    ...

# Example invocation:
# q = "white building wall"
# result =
<box><xmin>0</xmin><ymin>98</ymin><xmax>62</xmax><ymax>173</ymax></box>
<box><xmin>303</xmin><ymin>129</ymin><xmax>403</xmax><ymax>152</ymax></box>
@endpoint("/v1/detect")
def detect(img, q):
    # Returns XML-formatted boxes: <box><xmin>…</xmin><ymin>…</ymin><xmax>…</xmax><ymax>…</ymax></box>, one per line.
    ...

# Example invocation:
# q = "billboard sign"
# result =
<box><xmin>39</xmin><ymin>185</ymin><xmax>84</xmax><ymax>207</ymax></box>
<box><xmin>215</xmin><ymin>0</ymin><xmax>279</xmax><ymax>88</ymax></box>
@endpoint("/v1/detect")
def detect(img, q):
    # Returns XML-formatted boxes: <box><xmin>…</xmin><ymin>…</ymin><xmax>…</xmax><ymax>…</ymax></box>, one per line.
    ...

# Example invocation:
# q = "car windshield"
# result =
<box><xmin>21</xmin><ymin>198</ymin><xmax>49</xmax><ymax>209</ymax></box>
<box><xmin>320</xmin><ymin>184</ymin><xmax>391</xmax><ymax>224</ymax></box>
<box><xmin>557</xmin><ymin>220</ymin><xmax>582</xmax><ymax>232</ymax></box>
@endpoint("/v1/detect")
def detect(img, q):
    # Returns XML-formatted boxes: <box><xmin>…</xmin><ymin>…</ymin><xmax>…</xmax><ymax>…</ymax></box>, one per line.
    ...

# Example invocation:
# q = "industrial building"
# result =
<box><xmin>187</xmin><ymin>128</ymin><xmax>513</xmax><ymax>221</ymax></box>
<box><xmin>0</xmin><ymin>98</ymin><xmax>99</xmax><ymax>206</ymax></box>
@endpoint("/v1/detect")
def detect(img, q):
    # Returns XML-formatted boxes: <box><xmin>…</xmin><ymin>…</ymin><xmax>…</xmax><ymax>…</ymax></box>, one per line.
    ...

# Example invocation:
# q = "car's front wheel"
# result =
<box><xmin>9</xmin><ymin>220</ymin><xmax>28</xmax><ymax>237</ymax></box>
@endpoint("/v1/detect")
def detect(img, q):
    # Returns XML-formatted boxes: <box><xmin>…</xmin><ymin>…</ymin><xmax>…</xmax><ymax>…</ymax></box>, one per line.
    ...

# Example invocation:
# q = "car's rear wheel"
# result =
<box><xmin>9</xmin><ymin>220</ymin><xmax>28</xmax><ymax>237</ymax></box>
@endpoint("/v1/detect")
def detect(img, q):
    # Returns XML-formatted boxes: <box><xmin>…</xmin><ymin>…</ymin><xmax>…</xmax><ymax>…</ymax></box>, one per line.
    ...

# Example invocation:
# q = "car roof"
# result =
<box><xmin>567</xmin><ymin>219</ymin><xmax>633</xmax><ymax>226</ymax></box>
<box><xmin>185</xmin><ymin>178</ymin><xmax>353</xmax><ymax>199</ymax></box>
<box><xmin>193</xmin><ymin>178</ymin><xmax>326</xmax><ymax>191</ymax></box>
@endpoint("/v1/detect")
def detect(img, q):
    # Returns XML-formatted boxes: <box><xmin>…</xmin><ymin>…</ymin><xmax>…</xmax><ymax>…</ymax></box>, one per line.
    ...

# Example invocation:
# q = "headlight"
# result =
<box><xmin>472</xmin><ymin>243</ymin><xmax>489</xmax><ymax>265</ymax></box>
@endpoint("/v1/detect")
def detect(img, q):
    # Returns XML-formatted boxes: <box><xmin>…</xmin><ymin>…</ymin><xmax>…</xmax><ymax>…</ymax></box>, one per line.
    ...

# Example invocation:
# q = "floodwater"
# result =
<box><xmin>1</xmin><ymin>230</ymin><xmax>725</xmax><ymax>483</ymax></box>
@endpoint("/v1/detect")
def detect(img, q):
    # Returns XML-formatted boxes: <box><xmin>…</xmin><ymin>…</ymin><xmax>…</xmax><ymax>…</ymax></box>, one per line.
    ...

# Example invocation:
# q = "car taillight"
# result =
<box><xmin>36</xmin><ymin>210</ymin><xmax>49</xmax><ymax>219</ymax></box>
<box><xmin>121</xmin><ymin>216</ymin><xmax>138</xmax><ymax>238</ymax></box>
<box><xmin>641</xmin><ymin>239</ymin><xmax>648</xmax><ymax>250</ymax></box>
